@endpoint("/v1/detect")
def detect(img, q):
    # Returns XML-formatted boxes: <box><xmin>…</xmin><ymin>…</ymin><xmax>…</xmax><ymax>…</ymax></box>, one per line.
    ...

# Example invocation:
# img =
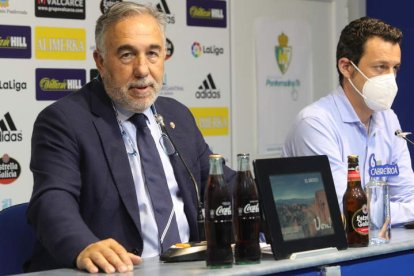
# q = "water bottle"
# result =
<box><xmin>366</xmin><ymin>160</ymin><xmax>391</xmax><ymax>245</ymax></box>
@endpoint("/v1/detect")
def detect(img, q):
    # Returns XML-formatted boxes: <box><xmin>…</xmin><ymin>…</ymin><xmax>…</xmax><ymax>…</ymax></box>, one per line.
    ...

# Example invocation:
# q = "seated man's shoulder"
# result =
<box><xmin>297</xmin><ymin>94</ymin><xmax>336</xmax><ymax>122</ymax></box>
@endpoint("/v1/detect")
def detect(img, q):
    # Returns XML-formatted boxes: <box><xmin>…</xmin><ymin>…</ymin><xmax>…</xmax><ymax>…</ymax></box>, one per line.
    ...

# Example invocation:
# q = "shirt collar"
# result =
<box><xmin>113</xmin><ymin>102</ymin><xmax>154</xmax><ymax>125</ymax></box>
<box><xmin>333</xmin><ymin>86</ymin><xmax>383</xmax><ymax>131</ymax></box>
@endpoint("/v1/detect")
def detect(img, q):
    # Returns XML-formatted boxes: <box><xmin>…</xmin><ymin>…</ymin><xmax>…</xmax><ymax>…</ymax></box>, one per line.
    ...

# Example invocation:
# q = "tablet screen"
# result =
<box><xmin>270</xmin><ymin>172</ymin><xmax>334</xmax><ymax>241</ymax></box>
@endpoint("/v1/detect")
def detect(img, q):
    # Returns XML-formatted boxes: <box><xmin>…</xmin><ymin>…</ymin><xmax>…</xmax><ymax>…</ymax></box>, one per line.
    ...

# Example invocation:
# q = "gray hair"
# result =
<box><xmin>95</xmin><ymin>1</ymin><xmax>167</xmax><ymax>55</ymax></box>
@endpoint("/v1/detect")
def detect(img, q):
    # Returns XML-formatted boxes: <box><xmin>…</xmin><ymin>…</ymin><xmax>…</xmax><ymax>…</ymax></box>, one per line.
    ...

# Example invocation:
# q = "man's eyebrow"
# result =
<box><xmin>116</xmin><ymin>44</ymin><xmax>135</xmax><ymax>54</ymax></box>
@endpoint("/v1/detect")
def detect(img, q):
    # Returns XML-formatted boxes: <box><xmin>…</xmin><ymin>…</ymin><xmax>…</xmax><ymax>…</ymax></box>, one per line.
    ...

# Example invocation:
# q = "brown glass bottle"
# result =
<box><xmin>342</xmin><ymin>155</ymin><xmax>369</xmax><ymax>247</ymax></box>
<box><xmin>233</xmin><ymin>153</ymin><xmax>261</xmax><ymax>264</ymax></box>
<box><xmin>204</xmin><ymin>154</ymin><xmax>233</xmax><ymax>268</ymax></box>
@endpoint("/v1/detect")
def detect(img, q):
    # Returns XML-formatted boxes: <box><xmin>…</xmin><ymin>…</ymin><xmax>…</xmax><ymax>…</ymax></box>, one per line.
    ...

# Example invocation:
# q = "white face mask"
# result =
<box><xmin>348</xmin><ymin>61</ymin><xmax>398</xmax><ymax>111</ymax></box>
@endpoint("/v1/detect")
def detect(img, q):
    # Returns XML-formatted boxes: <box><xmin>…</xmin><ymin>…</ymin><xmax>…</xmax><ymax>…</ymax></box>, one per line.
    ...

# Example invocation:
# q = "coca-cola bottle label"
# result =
<box><xmin>209</xmin><ymin>201</ymin><xmax>232</xmax><ymax>219</ymax></box>
<box><xmin>351</xmin><ymin>204</ymin><xmax>369</xmax><ymax>235</ymax></box>
<box><xmin>237</xmin><ymin>200</ymin><xmax>260</xmax><ymax>216</ymax></box>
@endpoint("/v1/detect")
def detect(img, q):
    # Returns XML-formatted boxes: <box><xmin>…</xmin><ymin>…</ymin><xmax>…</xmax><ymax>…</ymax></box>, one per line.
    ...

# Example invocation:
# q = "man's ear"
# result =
<box><xmin>338</xmin><ymin>57</ymin><xmax>354</xmax><ymax>79</ymax></box>
<box><xmin>93</xmin><ymin>50</ymin><xmax>104</xmax><ymax>74</ymax></box>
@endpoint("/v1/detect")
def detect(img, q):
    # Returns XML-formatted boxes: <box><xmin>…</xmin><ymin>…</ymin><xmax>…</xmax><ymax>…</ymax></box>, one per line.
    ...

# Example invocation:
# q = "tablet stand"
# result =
<box><xmin>289</xmin><ymin>247</ymin><xmax>338</xmax><ymax>260</ymax></box>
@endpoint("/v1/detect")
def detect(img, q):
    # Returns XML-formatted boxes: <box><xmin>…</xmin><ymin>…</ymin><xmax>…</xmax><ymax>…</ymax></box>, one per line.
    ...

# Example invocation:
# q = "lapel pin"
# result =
<box><xmin>170</xmin><ymin>122</ymin><xmax>176</xmax><ymax>129</ymax></box>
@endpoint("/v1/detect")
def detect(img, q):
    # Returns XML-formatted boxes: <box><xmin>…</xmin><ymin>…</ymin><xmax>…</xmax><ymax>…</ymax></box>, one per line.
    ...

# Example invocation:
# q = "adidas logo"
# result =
<box><xmin>0</xmin><ymin>112</ymin><xmax>22</xmax><ymax>142</ymax></box>
<box><xmin>156</xmin><ymin>0</ymin><xmax>175</xmax><ymax>24</ymax></box>
<box><xmin>195</xmin><ymin>74</ymin><xmax>221</xmax><ymax>99</ymax></box>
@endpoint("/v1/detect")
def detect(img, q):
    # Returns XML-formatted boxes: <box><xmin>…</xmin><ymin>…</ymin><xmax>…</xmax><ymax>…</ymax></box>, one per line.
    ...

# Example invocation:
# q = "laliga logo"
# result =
<box><xmin>275</xmin><ymin>32</ymin><xmax>292</xmax><ymax>74</ymax></box>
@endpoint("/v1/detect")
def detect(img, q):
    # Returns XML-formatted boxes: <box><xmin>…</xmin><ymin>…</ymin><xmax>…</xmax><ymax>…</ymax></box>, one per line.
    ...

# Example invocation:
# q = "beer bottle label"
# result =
<box><xmin>237</xmin><ymin>200</ymin><xmax>260</xmax><ymax>216</ymax></box>
<box><xmin>351</xmin><ymin>204</ymin><xmax>369</xmax><ymax>235</ymax></box>
<box><xmin>348</xmin><ymin>170</ymin><xmax>360</xmax><ymax>181</ymax></box>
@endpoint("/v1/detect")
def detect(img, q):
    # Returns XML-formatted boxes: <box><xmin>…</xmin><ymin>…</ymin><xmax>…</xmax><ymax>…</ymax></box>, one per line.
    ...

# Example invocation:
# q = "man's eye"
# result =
<box><xmin>120</xmin><ymin>52</ymin><xmax>134</xmax><ymax>61</ymax></box>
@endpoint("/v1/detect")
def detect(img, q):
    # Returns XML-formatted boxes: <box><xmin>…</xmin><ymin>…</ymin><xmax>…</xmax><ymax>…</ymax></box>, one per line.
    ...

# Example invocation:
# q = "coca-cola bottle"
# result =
<box><xmin>233</xmin><ymin>153</ymin><xmax>261</xmax><ymax>264</ymax></box>
<box><xmin>204</xmin><ymin>154</ymin><xmax>233</xmax><ymax>268</ymax></box>
<box><xmin>343</xmin><ymin>154</ymin><xmax>369</xmax><ymax>247</ymax></box>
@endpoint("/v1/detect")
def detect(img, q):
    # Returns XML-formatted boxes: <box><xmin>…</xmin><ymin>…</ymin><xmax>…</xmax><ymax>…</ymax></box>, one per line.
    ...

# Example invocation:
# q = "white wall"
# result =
<box><xmin>230</xmin><ymin>0</ymin><xmax>365</xmax><ymax>166</ymax></box>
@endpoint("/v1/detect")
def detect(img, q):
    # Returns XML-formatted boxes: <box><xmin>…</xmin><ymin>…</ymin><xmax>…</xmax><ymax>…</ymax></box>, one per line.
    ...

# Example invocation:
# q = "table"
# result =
<box><xmin>21</xmin><ymin>228</ymin><xmax>414</xmax><ymax>275</ymax></box>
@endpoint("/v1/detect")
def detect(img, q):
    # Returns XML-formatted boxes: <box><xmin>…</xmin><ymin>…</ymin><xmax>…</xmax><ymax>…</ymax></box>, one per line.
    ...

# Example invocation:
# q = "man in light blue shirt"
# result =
<box><xmin>283</xmin><ymin>17</ymin><xmax>414</xmax><ymax>225</ymax></box>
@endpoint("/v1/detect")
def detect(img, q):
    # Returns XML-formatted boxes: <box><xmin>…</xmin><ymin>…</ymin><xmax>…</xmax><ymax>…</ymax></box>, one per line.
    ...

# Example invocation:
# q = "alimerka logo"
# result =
<box><xmin>36</xmin><ymin>68</ymin><xmax>86</xmax><ymax>101</ymax></box>
<box><xmin>275</xmin><ymin>32</ymin><xmax>292</xmax><ymax>74</ymax></box>
<box><xmin>35</xmin><ymin>26</ymin><xmax>86</xmax><ymax>60</ymax></box>
<box><xmin>0</xmin><ymin>25</ymin><xmax>31</xmax><ymax>59</ymax></box>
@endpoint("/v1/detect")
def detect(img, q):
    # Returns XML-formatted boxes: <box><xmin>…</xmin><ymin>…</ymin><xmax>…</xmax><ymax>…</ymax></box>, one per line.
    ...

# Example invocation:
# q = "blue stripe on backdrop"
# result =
<box><xmin>367</xmin><ymin>0</ymin><xmax>414</xmax><ymax>168</ymax></box>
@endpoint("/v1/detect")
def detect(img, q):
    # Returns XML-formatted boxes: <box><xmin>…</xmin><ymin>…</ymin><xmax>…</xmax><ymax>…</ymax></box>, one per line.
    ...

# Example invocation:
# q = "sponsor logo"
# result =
<box><xmin>100</xmin><ymin>0</ymin><xmax>122</xmax><ymax>14</ymax></box>
<box><xmin>195</xmin><ymin>73</ymin><xmax>220</xmax><ymax>99</ymax></box>
<box><xmin>187</xmin><ymin>0</ymin><xmax>226</xmax><ymax>28</ymax></box>
<box><xmin>190</xmin><ymin>107</ymin><xmax>228</xmax><ymax>136</ymax></box>
<box><xmin>275</xmin><ymin>32</ymin><xmax>292</xmax><ymax>74</ymax></box>
<box><xmin>0</xmin><ymin>0</ymin><xmax>9</xmax><ymax>8</ymax></box>
<box><xmin>0</xmin><ymin>25</ymin><xmax>31</xmax><ymax>58</ymax></box>
<box><xmin>36</xmin><ymin>68</ymin><xmax>86</xmax><ymax>101</ymax></box>
<box><xmin>160</xmin><ymin>74</ymin><xmax>184</xmax><ymax>96</ymax></box>
<box><xmin>156</xmin><ymin>0</ymin><xmax>175</xmax><ymax>24</ymax></box>
<box><xmin>368</xmin><ymin>153</ymin><xmax>399</xmax><ymax>177</ymax></box>
<box><xmin>0</xmin><ymin>154</ymin><xmax>21</xmax><ymax>185</ymax></box>
<box><xmin>35</xmin><ymin>0</ymin><xmax>85</xmax><ymax>19</ymax></box>
<box><xmin>0</xmin><ymin>1</ymin><xmax>28</xmax><ymax>15</ymax></box>
<box><xmin>191</xmin><ymin>41</ymin><xmax>223</xmax><ymax>58</ymax></box>
<box><xmin>165</xmin><ymin>38</ymin><xmax>174</xmax><ymax>60</ymax></box>
<box><xmin>0</xmin><ymin>79</ymin><xmax>27</xmax><ymax>92</ymax></box>
<box><xmin>35</xmin><ymin>26</ymin><xmax>86</xmax><ymax>60</ymax></box>
<box><xmin>0</xmin><ymin>112</ymin><xmax>22</xmax><ymax>142</ymax></box>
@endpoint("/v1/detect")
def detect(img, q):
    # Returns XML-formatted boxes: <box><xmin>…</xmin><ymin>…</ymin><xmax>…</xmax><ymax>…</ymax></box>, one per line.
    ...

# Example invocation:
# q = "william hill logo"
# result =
<box><xmin>35</xmin><ymin>26</ymin><xmax>86</xmax><ymax>60</ymax></box>
<box><xmin>0</xmin><ymin>25</ymin><xmax>31</xmax><ymax>58</ymax></box>
<box><xmin>195</xmin><ymin>73</ymin><xmax>220</xmax><ymax>99</ymax></box>
<box><xmin>0</xmin><ymin>154</ymin><xmax>21</xmax><ymax>185</ymax></box>
<box><xmin>156</xmin><ymin>0</ymin><xmax>175</xmax><ymax>24</ymax></box>
<box><xmin>36</xmin><ymin>68</ymin><xmax>86</xmax><ymax>100</ymax></box>
<box><xmin>0</xmin><ymin>112</ymin><xmax>22</xmax><ymax>142</ymax></box>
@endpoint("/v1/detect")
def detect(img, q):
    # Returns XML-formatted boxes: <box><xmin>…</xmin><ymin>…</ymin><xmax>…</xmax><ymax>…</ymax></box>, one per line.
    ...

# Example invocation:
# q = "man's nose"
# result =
<box><xmin>133</xmin><ymin>56</ymin><xmax>149</xmax><ymax>78</ymax></box>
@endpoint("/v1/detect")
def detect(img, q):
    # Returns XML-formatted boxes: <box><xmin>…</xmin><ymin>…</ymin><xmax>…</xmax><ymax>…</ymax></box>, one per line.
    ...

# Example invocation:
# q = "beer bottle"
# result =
<box><xmin>233</xmin><ymin>153</ymin><xmax>261</xmax><ymax>264</ymax></box>
<box><xmin>204</xmin><ymin>154</ymin><xmax>233</xmax><ymax>268</ymax></box>
<box><xmin>343</xmin><ymin>154</ymin><xmax>369</xmax><ymax>247</ymax></box>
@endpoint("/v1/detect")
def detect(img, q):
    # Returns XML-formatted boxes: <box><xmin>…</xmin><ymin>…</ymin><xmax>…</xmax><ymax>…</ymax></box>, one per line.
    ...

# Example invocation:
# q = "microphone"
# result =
<box><xmin>395</xmin><ymin>130</ymin><xmax>414</xmax><ymax>146</ymax></box>
<box><xmin>155</xmin><ymin>114</ymin><xmax>205</xmax><ymax>242</ymax></box>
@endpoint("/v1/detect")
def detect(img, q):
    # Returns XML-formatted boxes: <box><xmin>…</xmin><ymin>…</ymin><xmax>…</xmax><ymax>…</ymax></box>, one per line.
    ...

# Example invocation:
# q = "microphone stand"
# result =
<box><xmin>155</xmin><ymin>114</ymin><xmax>205</xmax><ymax>242</ymax></box>
<box><xmin>395</xmin><ymin>130</ymin><xmax>414</xmax><ymax>146</ymax></box>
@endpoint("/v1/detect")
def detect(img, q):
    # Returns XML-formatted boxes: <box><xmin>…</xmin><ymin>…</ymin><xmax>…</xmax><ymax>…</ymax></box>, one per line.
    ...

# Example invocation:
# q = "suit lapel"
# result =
<box><xmin>89</xmin><ymin>80</ymin><xmax>142</xmax><ymax>236</ymax></box>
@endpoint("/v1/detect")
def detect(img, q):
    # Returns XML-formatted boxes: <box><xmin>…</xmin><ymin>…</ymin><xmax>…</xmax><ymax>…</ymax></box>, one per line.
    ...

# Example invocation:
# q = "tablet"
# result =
<box><xmin>253</xmin><ymin>155</ymin><xmax>347</xmax><ymax>259</ymax></box>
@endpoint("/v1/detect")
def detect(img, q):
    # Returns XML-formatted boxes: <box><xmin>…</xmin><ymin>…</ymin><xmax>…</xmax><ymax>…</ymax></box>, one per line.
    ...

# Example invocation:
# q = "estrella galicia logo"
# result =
<box><xmin>36</xmin><ymin>68</ymin><xmax>86</xmax><ymax>101</ymax></box>
<box><xmin>100</xmin><ymin>0</ymin><xmax>122</xmax><ymax>14</ymax></box>
<box><xmin>165</xmin><ymin>38</ymin><xmax>174</xmax><ymax>60</ymax></box>
<box><xmin>0</xmin><ymin>25</ymin><xmax>31</xmax><ymax>59</ymax></box>
<box><xmin>275</xmin><ymin>32</ymin><xmax>292</xmax><ymax>74</ymax></box>
<box><xmin>368</xmin><ymin>154</ymin><xmax>399</xmax><ymax>177</ymax></box>
<box><xmin>0</xmin><ymin>153</ymin><xmax>21</xmax><ymax>185</ymax></box>
<box><xmin>156</xmin><ymin>0</ymin><xmax>175</xmax><ymax>24</ymax></box>
<box><xmin>187</xmin><ymin>0</ymin><xmax>226</xmax><ymax>28</ymax></box>
<box><xmin>35</xmin><ymin>0</ymin><xmax>86</xmax><ymax>19</ymax></box>
<box><xmin>191</xmin><ymin>41</ymin><xmax>224</xmax><ymax>58</ymax></box>
<box><xmin>0</xmin><ymin>112</ymin><xmax>22</xmax><ymax>142</ymax></box>
<box><xmin>195</xmin><ymin>73</ymin><xmax>220</xmax><ymax>99</ymax></box>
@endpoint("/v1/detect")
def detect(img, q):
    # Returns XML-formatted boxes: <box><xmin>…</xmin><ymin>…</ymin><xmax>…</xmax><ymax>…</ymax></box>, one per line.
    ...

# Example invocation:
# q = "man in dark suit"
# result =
<box><xmin>27</xmin><ymin>2</ymin><xmax>234</xmax><ymax>274</ymax></box>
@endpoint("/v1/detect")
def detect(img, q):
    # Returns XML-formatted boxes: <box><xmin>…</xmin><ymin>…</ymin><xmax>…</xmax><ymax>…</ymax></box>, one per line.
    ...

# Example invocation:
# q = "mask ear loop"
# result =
<box><xmin>347</xmin><ymin>60</ymin><xmax>367</xmax><ymax>100</ymax></box>
<box><xmin>349</xmin><ymin>60</ymin><xmax>370</xmax><ymax>81</ymax></box>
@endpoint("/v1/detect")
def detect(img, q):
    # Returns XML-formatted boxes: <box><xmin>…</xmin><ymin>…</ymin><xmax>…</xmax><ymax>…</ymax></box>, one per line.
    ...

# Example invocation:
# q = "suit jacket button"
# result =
<box><xmin>132</xmin><ymin>248</ymin><xmax>140</xmax><ymax>255</ymax></box>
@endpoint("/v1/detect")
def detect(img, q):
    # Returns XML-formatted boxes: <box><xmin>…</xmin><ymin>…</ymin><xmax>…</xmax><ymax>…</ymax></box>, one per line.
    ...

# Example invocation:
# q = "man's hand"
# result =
<box><xmin>76</xmin><ymin>238</ymin><xmax>142</xmax><ymax>274</ymax></box>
